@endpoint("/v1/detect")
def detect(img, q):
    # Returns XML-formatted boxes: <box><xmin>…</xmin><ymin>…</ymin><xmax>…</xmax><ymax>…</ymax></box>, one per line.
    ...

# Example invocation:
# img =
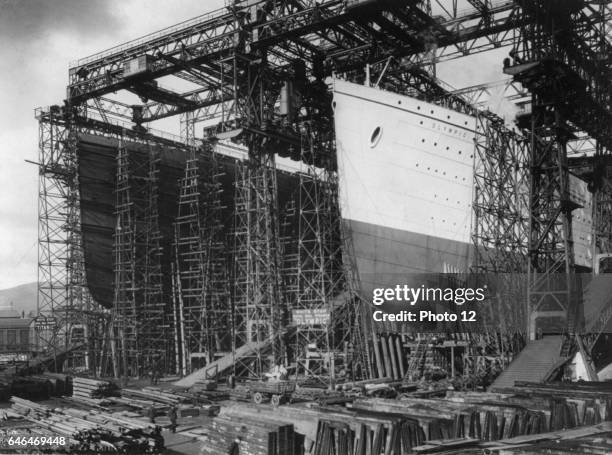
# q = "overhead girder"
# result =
<box><xmin>66</xmin><ymin>0</ymin><xmax>529</xmax><ymax>108</ymax></box>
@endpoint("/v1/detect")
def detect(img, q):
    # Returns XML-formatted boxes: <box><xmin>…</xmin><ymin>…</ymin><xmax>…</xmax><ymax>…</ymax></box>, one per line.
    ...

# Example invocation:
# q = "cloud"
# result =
<box><xmin>0</xmin><ymin>0</ymin><xmax>123</xmax><ymax>42</ymax></box>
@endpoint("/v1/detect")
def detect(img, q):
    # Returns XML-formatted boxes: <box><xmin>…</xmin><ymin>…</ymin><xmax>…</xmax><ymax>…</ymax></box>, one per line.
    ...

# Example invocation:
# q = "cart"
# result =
<box><xmin>249</xmin><ymin>380</ymin><xmax>296</xmax><ymax>406</ymax></box>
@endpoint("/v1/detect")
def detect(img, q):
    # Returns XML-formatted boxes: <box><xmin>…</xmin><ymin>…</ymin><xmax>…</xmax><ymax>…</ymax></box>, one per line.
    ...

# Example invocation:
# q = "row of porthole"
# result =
<box><xmin>417</xmin><ymin>130</ymin><xmax>473</xmax><ymax>157</ymax></box>
<box><xmin>400</xmin><ymin>101</ymin><xmax>470</xmax><ymax>126</ymax></box>
<box><xmin>433</xmin><ymin>194</ymin><xmax>466</xmax><ymax>205</ymax></box>
<box><xmin>414</xmin><ymin>163</ymin><xmax>468</xmax><ymax>181</ymax></box>
<box><xmin>428</xmin><ymin>217</ymin><xmax>466</xmax><ymax>226</ymax></box>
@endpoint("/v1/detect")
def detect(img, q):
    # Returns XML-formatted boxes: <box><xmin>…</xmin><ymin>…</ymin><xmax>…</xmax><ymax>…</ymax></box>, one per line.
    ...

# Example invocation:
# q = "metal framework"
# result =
<box><xmin>173</xmin><ymin>144</ymin><xmax>229</xmax><ymax>375</ymax></box>
<box><xmin>111</xmin><ymin>138</ymin><xmax>167</xmax><ymax>377</ymax></box>
<box><xmin>504</xmin><ymin>0</ymin><xmax>612</xmax><ymax>342</ymax></box>
<box><xmin>35</xmin><ymin>0</ymin><xmax>612</xmax><ymax>378</ymax></box>
<box><xmin>471</xmin><ymin>113</ymin><xmax>530</xmax><ymax>333</ymax></box>
<box><xmin>36</xmin><ymin>108</ymin><xmax>105</xmax><ymax>372</ymax></box>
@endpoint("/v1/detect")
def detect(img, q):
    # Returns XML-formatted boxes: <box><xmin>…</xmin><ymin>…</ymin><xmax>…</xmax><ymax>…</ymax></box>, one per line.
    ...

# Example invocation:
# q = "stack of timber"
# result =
<box><xmin>72</xmin><ymin>377</ymin><xmax>118</xmax><ymax>399</ymax></box>
<box><xmin>221</xmin><ymin>403</ymin><xmax>445</xmax><ymax>454</ymax></box>
<box><xmin>292</xmin><ymin>387</ymin><xmax>348</xmax><ymax>405</ymax></box>
<box><xmin>122</xmin><ymin>386</ymin><xmax>193</xmax><ymax>405</ymax></box>
<box><xmin>314</xmin><ymin>415</ymin><xmax>427</xmax><ymax>454</ymax></box>
<box><xmin>10</xmin><ymin>396</ymin><xmax>164</xmax><ymax>453</ymax></box>
<box><xmin>228</xmin><ymin>384</ymin><xmax>252</xmax><ymax>401</ymax></box>
<box><xmin>188</xmin><ymin>414</ymin><xmax>298</xmax><ymax>455</ymax></box>
<box><xmin>122</xmin><ymin>386</ymin><xmax>218</xmax><ymax>417</ymax></box>
<box><xmin>413</xmin><ymin>422</ymin><xmax>612</xmax><ymax>454</ymax></box>
<box><xmin>350</xmin><ymin>397</ymin><xmax>549</xmax><ymax>441</ymax></box>
<box><xmin>191</xmin><ymin>378</ymin><xmax>217</xmax><ymax>392</ymax></box>
<box><xmin>484</xmin><ymin>380</ymin><xmax>612</xmax><ymax>429</ymax></box>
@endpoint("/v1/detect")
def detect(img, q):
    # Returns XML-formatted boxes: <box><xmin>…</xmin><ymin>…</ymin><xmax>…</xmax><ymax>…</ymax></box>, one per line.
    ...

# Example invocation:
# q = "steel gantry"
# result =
<box><xmin>35</xmin><ymin>0</ymin><xmax>612</xmax><ymax>378</ymax></box>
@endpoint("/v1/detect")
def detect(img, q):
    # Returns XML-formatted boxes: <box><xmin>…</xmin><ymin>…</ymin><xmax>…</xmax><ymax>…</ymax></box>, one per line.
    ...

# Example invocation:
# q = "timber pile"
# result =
<box><xmin>190</xmin><ymin>415</ymin><xmax>298</xmax><ymax>455</ymax></box>
<box><xmin>476</xmin><ymin>380</ymin><xmax>612</xmax><ymax>430</ymax></box>
<box><xmin>191</xmin><ymin>378</ymin><xmax>217</xmax><ymax>392</ymax></box>
<box><xmin>196</xmin><ymin>388</ymin><xmax>230</xmax><ymax>401</ymax></box>
<box><xmin>228</xmin><ymin>384</ymin><xmax>252</xmax><ymax>401</ymax></box>
<box><xmin>122</xmin><ymin>386</ymin><xmax>193</xmax><ymax>405</ymax></box>
<box><xmin>314</xmin><ymin>416</ymin><xmax>427</xmax><ymax>454</ymax></box>
<box><xmin>121</xmin><ymin>387</ymin><xmax>218</xmax><ymax>417</ymax></box>
<box><xmin>72</xmin><ymin>376</ymin><xmax>117</xmax><ymax>399</ymax></box>
<box><xmin>10</xmin><ymin>396</ymin><xmax>164</xmax><ymax>453</ymax></box>
<box><xmin>350</xmin><ymin>397</ymin><xmax>548</xmax><ymax>441</ymax></box>
<box><xmin>292</xmin><ymin>386</ymin><xmax>346</xmax><ymax>404</ymax></box>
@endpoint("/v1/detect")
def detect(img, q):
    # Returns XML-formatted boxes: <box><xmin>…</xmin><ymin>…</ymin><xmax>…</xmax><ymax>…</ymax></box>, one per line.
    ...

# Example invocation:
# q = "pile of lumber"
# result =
<box><xmin>314</xmin><ymin>416</ymin><xmax>426</xmax><ymax>455</ymax></box>
<box><xmin>122</xmin><ymin>386</ymin><xmax>193</xmax><ymax>405</ymax></box>
<box><xmin>189</xmin><ymin>415</ymin><xmax>298</xmax><ymax>455</ymax></box>
<box><xmin>413</xmin><ymin>422</ymin><xmax>612</xmax><ymax>454</ymax></box>
<box><xmin>292</xmin><ymin>387</ymin><xmax>345</xmax><ymax>404</ymax></box>
<box><xmin>196</xmin><ymin>388</ymin><xmax>230</xmax><ymax>401</ymax></box>
<box><xmin>191</xmin><ymin>378</ymin><xmax>217</xmax><ymax>392</ymax></box>
<box><xmin>350</xmin><ymin>397</ymin><xmax>548</xmax><ymax>441</ymax></box>
<box><xmin>72</xmin><ymin>377</ymin><xmax>117</xmax><ymax>399</ymax></box>
<box><xmin>121</xmin><ymin>386</ymin><xmax>218</xmax><ymax>417</ymax></box>
<box><xmin>10</xmin><ymin>396</ymin><xmax>163</xmax><ymax>453</ymax></box>
<box><xmin>228</xmin><ymin>384</ymin><xmax>252</xmax><ymax>401</ymax></box>
<box><xmin>481</xmin><ymin>380</ymin><xmax>612</xmax><ymax>430</ymax></box>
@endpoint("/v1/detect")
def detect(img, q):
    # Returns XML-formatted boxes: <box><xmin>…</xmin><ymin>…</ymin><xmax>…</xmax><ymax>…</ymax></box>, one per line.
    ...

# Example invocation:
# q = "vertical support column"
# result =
<box><xmin>174</xmin><ymin>143</ymin><xmax>229</xmax><ymax>375</ymax></box>
<box><xmin>526</xmin><ymin>101</ymin><xmax>576</xmax><ymax>342</ymax></box>
<box><xmin>36</xmin><ymin>108</ymin><xmax>95</xmax><ymax>371</ymax></box>
<box><xmin>233</xmin><ymin>146</ymin><xmax>286</xmax><ymax>378</ymax></box>
<box><xmin>112</xmin><ymin>136</ymin><xmax>138</xmax><ymax>378</ymax></box>
<box><xmin>471</xmin><ymin>113</ymin><xmax>530</xmax><ymax>334</ymax></box>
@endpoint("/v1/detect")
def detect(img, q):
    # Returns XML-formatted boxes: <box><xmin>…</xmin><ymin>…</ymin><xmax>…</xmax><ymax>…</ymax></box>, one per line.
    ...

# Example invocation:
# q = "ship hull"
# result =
<box><xmin>333</xmin><ymin>79</ymin><xmax>477</xmax><ymax>301</ymax></box>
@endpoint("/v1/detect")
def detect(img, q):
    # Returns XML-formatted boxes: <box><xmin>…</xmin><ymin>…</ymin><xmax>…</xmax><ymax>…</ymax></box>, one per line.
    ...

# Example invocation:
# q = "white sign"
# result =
<box><xmin>292</xmin><ymin>309</ymin><xmax>330</xmax><ymax>325</ymax></box>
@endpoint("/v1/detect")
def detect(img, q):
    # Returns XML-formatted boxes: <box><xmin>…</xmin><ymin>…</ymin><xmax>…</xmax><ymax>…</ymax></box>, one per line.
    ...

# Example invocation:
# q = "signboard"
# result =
<box><xmin>34</xmin><ymin>317</ymin><xmax>57</xmax><ymax>331</ymax></box>
<box><xmin>292</xmin><ymin>309</ymin><xmax>330</xmax><ymax>326</ymax></box>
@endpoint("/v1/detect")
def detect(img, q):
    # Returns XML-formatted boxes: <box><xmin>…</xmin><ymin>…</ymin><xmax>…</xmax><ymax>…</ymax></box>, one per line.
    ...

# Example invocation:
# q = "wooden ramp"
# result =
<box><xmin>490</xmin><ymin>336</ymin><xmax>564</xmax><ymax>391</ymax></box>
<box><xmin>173</xmin><ymin>339</ymin><xmax>273</xmax><ymax>387</ymax></box>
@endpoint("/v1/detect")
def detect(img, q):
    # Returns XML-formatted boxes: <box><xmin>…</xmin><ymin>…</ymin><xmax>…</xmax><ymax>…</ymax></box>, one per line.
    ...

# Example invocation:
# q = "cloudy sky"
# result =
<box><xmin>0</xmin><ymin>0</ymin><xmax>227</xmax><ymax>289</ymax></box>
<box><xmin>0</xmin><ymin>0</ymin><xmax>510</xmax><ymax>290</ymax></box>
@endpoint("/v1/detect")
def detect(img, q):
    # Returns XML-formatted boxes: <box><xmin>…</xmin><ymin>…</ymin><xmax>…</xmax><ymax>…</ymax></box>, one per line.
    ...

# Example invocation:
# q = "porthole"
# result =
<box><xmin>369</xmin><ymin>126</ymin><xmax>382</xmax><ymax>148</ymax></box>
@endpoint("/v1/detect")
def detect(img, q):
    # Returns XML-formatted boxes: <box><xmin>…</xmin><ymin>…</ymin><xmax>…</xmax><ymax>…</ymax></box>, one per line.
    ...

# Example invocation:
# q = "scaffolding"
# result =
<box><xmin>505</xmin><ymin>0</ymin><xmax>612</xmax><ymax>342</ymax></box>
<box><xmin>471</xmin><ymin>114</ymin><xmax>530</xmax><ymax>333</ymax></box>
<box><xmin>35</xmin><ymin>0</ymin><xmax>612</xmax><ymax>377</ymax></box>
<box><xmin>36</xmin><ymin>108</ymin><xmax>100</xmax><ymax>372</ymax></box>
<box><xmin>173</xmin><ymin>143</ymin><xmax>229</xmax><ymax>375</ymax></box>
<box><xmin>111</xmin><ymin>137</ymin><xmax>167</xmax><ymax>378</ymax></box>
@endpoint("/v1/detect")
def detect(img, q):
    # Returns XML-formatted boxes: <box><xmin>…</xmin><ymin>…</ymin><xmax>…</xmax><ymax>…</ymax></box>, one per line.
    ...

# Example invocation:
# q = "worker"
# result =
<box><xmin>168</xmin><ymin>406</ymin><xmax>178</xmax><ymax>433</ymax></box>
<box><xmin>148</xmin><ymin>404</ymin><xmax>156</xmax><ymax>424</ymax></box>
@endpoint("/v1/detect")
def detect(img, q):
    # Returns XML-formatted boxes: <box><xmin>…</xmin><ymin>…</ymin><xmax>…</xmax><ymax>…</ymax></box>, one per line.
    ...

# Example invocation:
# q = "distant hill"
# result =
<box><xmin>0</xmin><ymin>282</ymin><xmax>38</xmax><ymax>317</ymax></box>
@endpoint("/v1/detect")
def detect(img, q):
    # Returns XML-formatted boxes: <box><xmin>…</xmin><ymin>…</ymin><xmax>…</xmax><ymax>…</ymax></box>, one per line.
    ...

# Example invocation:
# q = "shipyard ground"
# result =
<box><xmin>3</xmin><ymin>369</ymin><xmax>612</xmax><ymax>454</ymax></box>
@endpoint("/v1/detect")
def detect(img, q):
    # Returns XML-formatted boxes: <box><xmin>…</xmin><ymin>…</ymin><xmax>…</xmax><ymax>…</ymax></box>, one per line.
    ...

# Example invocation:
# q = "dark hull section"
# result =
<box><xmin>77</xmin><ymin>133</ymin><xmax>301</xmax><ymax>309</ymax></box>
<box><xmin>344</xmin><ymin>218</ymin><xmax>473</xmax><ymax>301</ymax></box>
<box><xmin>78</xmin><ymin>134</ymin><xmax>187</xmax><ymax>308</ymax></box>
